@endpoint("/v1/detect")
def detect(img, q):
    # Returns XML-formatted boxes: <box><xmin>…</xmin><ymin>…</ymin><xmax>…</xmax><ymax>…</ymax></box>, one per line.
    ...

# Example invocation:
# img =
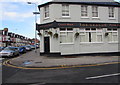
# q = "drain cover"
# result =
<box><xmin>35</xmin><ymin>62</ymin><xmax>42</xmax><ymax>63</ymax></box>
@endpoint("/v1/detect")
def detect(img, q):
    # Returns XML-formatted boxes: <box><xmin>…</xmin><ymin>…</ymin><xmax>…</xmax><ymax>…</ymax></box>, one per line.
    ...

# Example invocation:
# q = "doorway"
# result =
<box><xmin>44</xmin><ymin>37</ymin><xmax>50</xmax><ymax>53</ymax></box>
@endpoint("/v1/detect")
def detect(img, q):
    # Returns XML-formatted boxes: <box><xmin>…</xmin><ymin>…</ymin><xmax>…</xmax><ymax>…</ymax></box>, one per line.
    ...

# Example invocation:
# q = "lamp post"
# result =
<box><xmin>27</xmin><ymin>2</ymin><xmax>40</xmax><ymax>53</ymax></box>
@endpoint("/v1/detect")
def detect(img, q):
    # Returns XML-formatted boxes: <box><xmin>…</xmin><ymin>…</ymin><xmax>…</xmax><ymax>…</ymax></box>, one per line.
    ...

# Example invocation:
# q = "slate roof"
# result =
<box><xmin>51</xmin><ymin>0</ymin><xmax>115</xmax><ymax>2</ymax></box>
<box><xmin>38</xmin><ymin>0</ymin><xmax>120</xmax><ymax>8</ymax></box>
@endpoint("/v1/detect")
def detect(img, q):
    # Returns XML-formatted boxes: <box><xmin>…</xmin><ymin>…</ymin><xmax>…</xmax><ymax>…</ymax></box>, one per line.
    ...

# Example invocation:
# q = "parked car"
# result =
<box><xmin>36</xmin><ymin>44</ymin><xmax>39</xmax><ymax>48</ymax></box>
<box><xmin>25</xmin><ymin>46</ymin><xmax>32</xmax><ymax>51</ymax></box>
<box><xmin>28</xmin><ymin>45</ymin><xmax>35</xmax><ymax>49</ymax></box>
<box><xmin>0</xmin><ymin>47</ymin><xmax>20</xmax><ymax>57</ymax></box>
<box><xmin>0</xmin><ymin>47</ymin><xmax>5</xmax><ymax>52</ymax></box>
<box><xmin>18</xmin><ymin>46</ymin><xmax>26</xmax><ymax>53</ymax></box>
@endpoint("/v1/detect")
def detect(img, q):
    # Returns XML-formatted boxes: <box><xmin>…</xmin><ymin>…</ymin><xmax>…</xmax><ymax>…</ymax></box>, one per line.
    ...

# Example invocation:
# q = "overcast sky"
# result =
<box><xmin>0</xmin><ymin>0</ymin><xmax>119</xmax><ymax>39</ymax></box>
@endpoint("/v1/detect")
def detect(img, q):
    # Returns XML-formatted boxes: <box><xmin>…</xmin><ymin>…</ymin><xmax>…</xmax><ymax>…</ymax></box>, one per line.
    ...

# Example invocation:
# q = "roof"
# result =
<box><xmin>38</xmin><ymin>0</ymin><xmax>120</xmax><ymax>8</ymax></box>
<box><xmin>51</xmin><ymin>0</ymin><xmax>115</xmax><ymax>2</ymax></box>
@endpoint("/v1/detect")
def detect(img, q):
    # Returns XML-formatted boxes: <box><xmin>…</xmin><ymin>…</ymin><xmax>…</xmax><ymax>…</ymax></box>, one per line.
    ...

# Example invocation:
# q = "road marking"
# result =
<box><xmin>86</xmin><ymin>73</ymin><xmax>120</xmax><ymax>80</ymax></box>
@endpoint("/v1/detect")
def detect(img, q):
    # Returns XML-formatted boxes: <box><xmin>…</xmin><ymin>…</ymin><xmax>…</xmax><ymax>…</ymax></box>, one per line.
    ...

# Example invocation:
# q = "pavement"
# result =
<box><xmin>5</xmin><ymin>49</ymin><xmax>120</xmax><ymax>68</ymax></box>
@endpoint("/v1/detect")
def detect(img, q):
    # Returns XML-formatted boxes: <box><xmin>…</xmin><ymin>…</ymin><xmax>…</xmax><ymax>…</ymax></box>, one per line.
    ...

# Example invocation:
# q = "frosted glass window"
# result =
<box><xmin>108</xmin><ymin>32</ymin><xmax>112</xmax><ymax>42</ymax></box>
<box><xmin>113</xmin><ymin>32</ymin><xmax>118</xmax><ymax>41</ymax></box>
<box><xmin>97</xmin><ymin>35</ymin><xmax>102</xmax><ymax>42</ymax></box>
<box><xmin>67</xmin><ymin>32</ymin><xmax>73</xmax><ymax>43</ymax></box>
<box><xmin>107</xmin><ymin>28</ymin><xmax>118</xmax><ymax>42</ymax></box>
<box><xmin>80</xmin><ymin>35</ymin><xmax>85</xmax><ymax>42</ymax></box>
<box><xmin>80</xmin><ymin>28</ymin><xmax>103</xmax><ymax>42</ymax></box>
<box><xmin>60</xmin><ymin>28</ymin><xmax>73</xmax><ymax>43</ymax></box>
<box><xmin>60</xmin><ymin>35</ymin><xmax>66</xmax><ymax>43</ymax></box>
<box><xmin>91</xmin><ymin>33</ymin><xmax>96</xmax><ymax>42</ymax></box>
<box><xmin>85</xmin><ymin>33</ymin><xmax>89</xmax><ymax>42</ymax></box>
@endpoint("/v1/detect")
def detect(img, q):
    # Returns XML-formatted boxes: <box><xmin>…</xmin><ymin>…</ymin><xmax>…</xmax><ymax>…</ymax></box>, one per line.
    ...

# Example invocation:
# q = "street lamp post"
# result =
<box><xmin>27</xmin><ymin>2</ymin><xmax>40</xmax><ymax>53</ymax></box>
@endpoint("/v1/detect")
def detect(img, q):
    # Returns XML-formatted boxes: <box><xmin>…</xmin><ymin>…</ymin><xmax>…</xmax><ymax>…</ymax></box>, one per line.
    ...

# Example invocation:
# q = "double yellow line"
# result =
<box><xmin>2</xmin><ymin>58</ymin><xmax>120</xmax><ymax>70</ymax></box>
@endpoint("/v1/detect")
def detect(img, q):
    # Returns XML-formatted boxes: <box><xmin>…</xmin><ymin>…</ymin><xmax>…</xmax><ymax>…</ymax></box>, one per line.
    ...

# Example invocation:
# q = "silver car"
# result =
<box><xmin>0</xmin><ymin>47</ymin><xmax>20</xmax><ymax>57</ymax></box>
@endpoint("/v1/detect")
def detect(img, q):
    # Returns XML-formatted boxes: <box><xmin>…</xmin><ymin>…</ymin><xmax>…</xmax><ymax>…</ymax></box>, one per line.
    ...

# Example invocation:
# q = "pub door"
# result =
<box><xmin>44</xmin><ymin>37</ymin><xmax>50</xmax><ymax>53</ymax></box>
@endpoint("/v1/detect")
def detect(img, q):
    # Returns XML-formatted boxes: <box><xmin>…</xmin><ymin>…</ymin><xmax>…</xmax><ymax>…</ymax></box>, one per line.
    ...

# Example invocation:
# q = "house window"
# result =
<box><xmin>109</xmin><ymin>7</ymin><xmax>114</xmax><ymax>18</ymax></box>
<box><xmin>107</xmin><ymin>28</ymin><xmax>118</xmax><ymax>42</ymax></box>
<box><xmin>62</xmin><ymin>4</ymin><xmax>69</xmax><ymax>17</ymax></box>
<box><xmin>44</xmin><ymin>5</ymin><xmax>49</xmax><ymax>18</ymax></box>
<box><xmin>60</xmin><ymin>28</ymin><xmax>73</xmax><ymax>43</ymax></box>
<box><xmin>81</xmin><ymin>5</ymin><xmax>88</xmax><ymax>17</ymax></box>
<box><xmin>80</xmin><ymin>28</ymin><xmax>103</xmax><ymax>42</ymax></box>
<box><xmin>92</xmin><ymin>6</ymin><xmax>98</xmax><ymax>17</ymax></box>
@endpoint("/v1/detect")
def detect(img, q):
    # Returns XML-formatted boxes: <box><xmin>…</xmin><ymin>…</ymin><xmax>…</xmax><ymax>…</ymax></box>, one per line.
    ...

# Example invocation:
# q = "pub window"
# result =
<box><xmin>44</xmin><ymin>5</ymin><xmax>49</xmax><ymax>18</ymax></box>
<box><xmin>92</xmin><ymin>6</ymin><xmax>98</xmax><ymax>17</ymax></box>
<box><xmin>81</xmin><ymin>5</ymin><xmax>88</xmax><ymax>17</ymax></box>
<box><xmin>60</xmin><ymin>28</ymin><xmax>73</xmax><ymax>43</ymax></box>
<box><xmin>80</xmin><ymin>28</ymin><xmax>103</xmax><ymax>42</ymax></box>
<box><xmin>62</xmin><ymin>4</ymin><xmax>69</xmax><ymax>17</ymax></box>
<box><xmin>107</xmin><ymin>28</ymin><xmax>118</xmax><ymax>42</ymax></box>
<box><xmin>108</xmin><ymin>7</ymin><xmax>114</xmax><ymax>18</ymax></box>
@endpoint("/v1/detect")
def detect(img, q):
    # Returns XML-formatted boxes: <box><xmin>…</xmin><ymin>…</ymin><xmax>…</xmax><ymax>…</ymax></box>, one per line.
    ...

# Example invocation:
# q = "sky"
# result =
<box><xmin>0</xmin><ymin>0</ymin><xmax>120</xmax><ymax>39</ymax></box>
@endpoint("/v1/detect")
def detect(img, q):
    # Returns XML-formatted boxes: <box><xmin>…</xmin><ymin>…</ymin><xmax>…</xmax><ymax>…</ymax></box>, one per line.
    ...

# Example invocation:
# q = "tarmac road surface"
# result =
<box><xmin>2</xmin><ymin>62</ymin><xmax>119</xmax><ymax>85</ymax></box>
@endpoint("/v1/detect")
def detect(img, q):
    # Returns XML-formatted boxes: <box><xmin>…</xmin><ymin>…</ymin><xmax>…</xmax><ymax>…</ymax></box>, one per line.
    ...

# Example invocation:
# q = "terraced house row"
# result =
<box><xmin>37</xmin><ymin>0</ymin><xmax>120</xmax><ymax>56</ymax></box>
<box><xmin>0</xmin><ymin>28</ymin><xmax>33</xmax><ymax>47</ymax></box>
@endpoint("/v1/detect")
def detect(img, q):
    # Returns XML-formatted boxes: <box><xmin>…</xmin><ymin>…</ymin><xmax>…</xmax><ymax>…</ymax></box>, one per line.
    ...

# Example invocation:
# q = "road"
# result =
<box><xmin>2</xmin><ymin>62</ymin><xmax>120</xmax><ymax>85</ymax></box>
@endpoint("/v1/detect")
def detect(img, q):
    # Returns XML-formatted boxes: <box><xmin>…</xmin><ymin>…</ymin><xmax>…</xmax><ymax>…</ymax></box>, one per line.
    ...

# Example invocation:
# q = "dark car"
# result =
<box><xmin>25</xmin><ymin>46</ymin><xmax>32</xmax><ymax>51</ymax></box>
<box><xmin>0</xmin><ymin>47</ymin><xmax>5</xmax><ymax>52</ymax></box>
<box><xmin>18</xmin><ymin>46</ymin><xmax>27</xmax><ymax>53</ymax></box>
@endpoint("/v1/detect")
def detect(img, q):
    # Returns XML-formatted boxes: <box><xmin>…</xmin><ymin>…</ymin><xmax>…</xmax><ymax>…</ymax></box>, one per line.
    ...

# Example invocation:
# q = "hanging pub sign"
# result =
<box><xmin>36</xmin><ymin>21</ymin><xmax>120</xmax><ymax>29</ymax></box>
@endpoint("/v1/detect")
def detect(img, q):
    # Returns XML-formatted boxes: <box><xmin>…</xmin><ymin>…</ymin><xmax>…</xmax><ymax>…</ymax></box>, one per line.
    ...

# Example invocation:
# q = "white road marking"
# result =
<box><xmin>86</xmin><ymin>73</ymin><xmax>120</xmax><ymax>79</ymax></box>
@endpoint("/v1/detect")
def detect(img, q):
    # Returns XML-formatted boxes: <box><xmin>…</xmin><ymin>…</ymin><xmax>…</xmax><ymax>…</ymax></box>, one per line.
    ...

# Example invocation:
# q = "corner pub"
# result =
<box><xmin>37</xmin><ymin>0</ymin><xmax>120</xmax><ymax>56</ymax></box>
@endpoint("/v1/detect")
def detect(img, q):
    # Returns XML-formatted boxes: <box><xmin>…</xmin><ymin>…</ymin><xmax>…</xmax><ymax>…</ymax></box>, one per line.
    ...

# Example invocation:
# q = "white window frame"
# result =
<box><xmin>62</xmin><ymin>4</ymin><xmax>70</xmax><ymax>17</ymax></box>
<box><xmin>60</xmin><ymin>28</ymin><xmax>74</xmax><ymax>44</ymax></box>
<box><xmin>80</xmin><ymin>28</ymin><xmax>103</xmax><ymax>43</ymax></box>
<box><xmin>108</xmin><ymin>7</ymin><xmax>115</xmax><ymax>19</ymax></box>
<box><xmin>44</xmin><ymin>5</ymin><xmax>49</xmax><ymax>18</ymax></box>
<box><xmin>92</xmin><ymin>6</ymin><xmax>99</xmax><ymax>18</ymax></box>
<box><xmin>107</xmin><ymin>28</ymin><xmax>118</xmax><ymax>43</ymax></box>
<box><xmin>81</xmin><ymin>5</ymin><xmax>88</xmax><ymax>17</ymax></box>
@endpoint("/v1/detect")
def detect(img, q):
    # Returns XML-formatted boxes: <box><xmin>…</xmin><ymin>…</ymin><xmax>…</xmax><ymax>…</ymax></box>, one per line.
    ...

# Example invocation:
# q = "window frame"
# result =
<box><xmin>60</xmin><ymin>28</ymin><xmax>74</xmax><ymax>44</ymax></box>
<box><xmin>92</xmin><ymin>6</ymin><xmax>99</xmax><ymax>18</ymax></box>
<box><xmin>107</xmin><ymin>28</ymin><xmax>118</xmax><ymax>43</ymax></box>
<box><xmin>44</xmin><ymin>5</ymin><xmax>49</xmax><ymax>18</ymax></box>
<box><xmin>80</xmin><ymin>28</ymin><xmax>103</xmax><ymax>43</ymax></box>
<box><xmin>108</xmin><ymin>7</ymin><xmax>115</xmax><ymax>19</ymax></box>
<box><xmin>62</xmin><ymin>4</ymin><xmax>70</xmax><ymax>17</ymax></box>
<box><xmin>81</xmin><ymin>5</ymin><xmax>88</xmax><ymax>17</ymax></box>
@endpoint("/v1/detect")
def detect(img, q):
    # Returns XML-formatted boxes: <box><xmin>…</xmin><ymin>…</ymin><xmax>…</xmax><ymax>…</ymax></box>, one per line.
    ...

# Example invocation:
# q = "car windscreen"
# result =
<box><xmin>4</xmin><ymin>47</ymin><xmax>16</xmax><ymax>51</ymax></box>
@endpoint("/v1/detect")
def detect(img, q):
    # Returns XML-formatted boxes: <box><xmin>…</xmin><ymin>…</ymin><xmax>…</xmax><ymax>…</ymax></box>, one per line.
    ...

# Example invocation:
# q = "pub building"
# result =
<box><xmin>37</xmin><ymin>0</ymin><xmax>120</xmax><ymax>56</ymax></box>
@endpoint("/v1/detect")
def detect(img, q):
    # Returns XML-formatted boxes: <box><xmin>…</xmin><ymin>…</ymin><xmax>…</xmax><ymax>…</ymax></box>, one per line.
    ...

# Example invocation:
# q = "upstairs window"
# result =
<box><xmin>62</xmin><ymin>4</ymin><xmax>69</xmax><ymax>17</ymax></box>
<box><xmin>44</xmin><ymin>5</ymin><xmax>49</xmax><ymax>18</ymax></box>
<box><xmin>109</xmin><ymin>7</ymin><xmax>114</xmax><ymax>18</ymax></box>
<box><xmin>92</xmin><ymin>6</ymin><xmax>98</xmax><ymax>17</ymax></box>
<box><xmin>81</xmin><ymin>5</ymin><xmax>88</xmax><ymax>17</ymax></box>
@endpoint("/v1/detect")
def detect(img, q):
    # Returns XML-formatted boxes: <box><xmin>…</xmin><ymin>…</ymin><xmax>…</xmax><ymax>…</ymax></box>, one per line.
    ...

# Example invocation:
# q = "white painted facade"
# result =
<box><xmin>38</xmin><ymin>0</ymin><xmax>120</xmax><ymax>55</ymax></box>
